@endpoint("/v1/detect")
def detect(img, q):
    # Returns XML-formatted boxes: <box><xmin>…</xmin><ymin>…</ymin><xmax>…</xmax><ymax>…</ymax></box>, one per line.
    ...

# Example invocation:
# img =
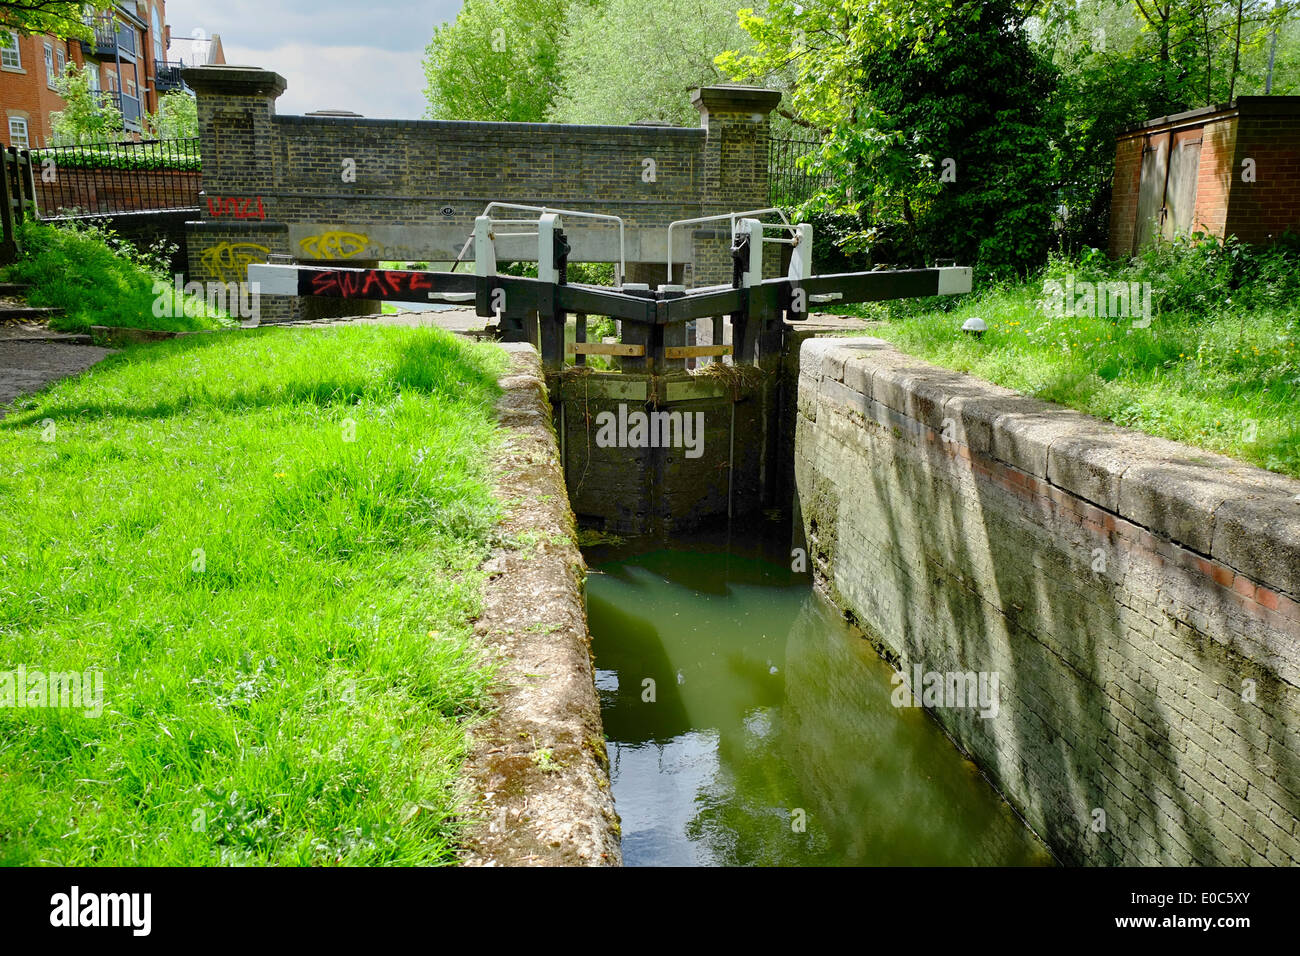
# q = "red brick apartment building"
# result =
<box><xmin>1110</xmin><ymin>96</ymin><xmax>1300</xmax><ymax>256</ymax></box>
<box><xmin>0</xmin><ymin>1</ymin><xmax>218</xmax><ymax>148</ymax></box>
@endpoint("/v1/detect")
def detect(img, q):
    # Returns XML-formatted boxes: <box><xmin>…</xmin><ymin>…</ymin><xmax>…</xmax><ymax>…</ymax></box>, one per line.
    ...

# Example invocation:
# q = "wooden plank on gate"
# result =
<box><xmin>665</xmin><ymin>345</ymin><xmax>732</xmax><ymax>359</ymax></box>
<box><xmin>0</xmin><ymin>149</ymin><xmax>18</xmax><ymax>264</ymax></box>
<box><xmin>567</xmin><ymin>342</ymin><xmax>646</xmax><ymax>356</ymax></box>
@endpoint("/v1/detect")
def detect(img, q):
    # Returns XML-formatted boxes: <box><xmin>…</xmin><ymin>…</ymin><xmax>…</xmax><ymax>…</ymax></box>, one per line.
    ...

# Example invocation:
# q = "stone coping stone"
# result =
<box><xmin>799</xmin><ymin>335</ymin><xmax>1300</xmax><ymax>598</ymax></box>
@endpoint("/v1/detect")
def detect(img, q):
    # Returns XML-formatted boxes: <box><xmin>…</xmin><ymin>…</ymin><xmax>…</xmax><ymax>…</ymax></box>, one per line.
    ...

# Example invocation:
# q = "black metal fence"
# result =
<box><xmin>769</xmin><ymin>136</ymin><xmax>829</xmax><ymax>208</ymax></box>
<box><xmin>30</xmin><ymin>138</ymin><xmax>201</xmax><ymax>217</ymax></box>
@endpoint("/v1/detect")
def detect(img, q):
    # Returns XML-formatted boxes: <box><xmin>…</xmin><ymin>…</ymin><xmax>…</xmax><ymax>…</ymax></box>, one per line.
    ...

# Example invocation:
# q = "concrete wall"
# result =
<box><xmin>795</xmin><ymin>336</ymin><xmax>1300</xmax><ymax>866</ymax></box>
<box><xmin>182</xmin><ymin>66</ymin><xmax>781</xmax><ymax>322</ymax></box>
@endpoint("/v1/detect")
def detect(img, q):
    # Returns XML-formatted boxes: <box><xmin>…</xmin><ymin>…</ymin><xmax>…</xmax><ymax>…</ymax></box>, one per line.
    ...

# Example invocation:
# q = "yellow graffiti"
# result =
<box><xmin>298</xmin><ymin>231</ymin><xmax>370</xmax><ymax>259</ymax></box>
<box><xmin>200</xmin><ymin>242</ymin><xmax>270</xmax><ymax>284</ymax></box>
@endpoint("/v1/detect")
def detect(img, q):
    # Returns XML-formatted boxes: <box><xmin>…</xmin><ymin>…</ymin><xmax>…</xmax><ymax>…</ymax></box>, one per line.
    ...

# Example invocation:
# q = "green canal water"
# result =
<box><xmin>584</xmin><ymin>535</ymin><xmax>1056</xmax><ymax>867</ymax></box>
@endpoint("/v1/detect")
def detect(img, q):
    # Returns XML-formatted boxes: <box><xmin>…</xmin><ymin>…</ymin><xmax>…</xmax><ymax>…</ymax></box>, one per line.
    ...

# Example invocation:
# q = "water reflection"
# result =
<box><xmin>586</xmin><ymin>546</ymin><xmax>1055</xmax><ymax>867</ymax></box>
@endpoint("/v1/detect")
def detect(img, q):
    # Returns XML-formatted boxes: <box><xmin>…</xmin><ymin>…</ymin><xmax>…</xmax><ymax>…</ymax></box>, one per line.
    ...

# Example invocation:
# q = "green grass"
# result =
<box><xmin>5</xmin><ymin>221</ymin><xmax>230</xmax><ymax>335</ymax></box>
<box><xmin>0</xmin><ymin>325</ymin><xmax>508</xmax><ymax>864</ymax></box>
<box><xmin>838</xmin><ymin>277</ymin><xmax>1300</xmax><ymax>479</ymax></box>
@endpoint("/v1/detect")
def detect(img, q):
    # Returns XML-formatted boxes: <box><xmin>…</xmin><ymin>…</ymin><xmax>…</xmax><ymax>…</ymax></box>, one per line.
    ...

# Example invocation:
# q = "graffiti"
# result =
<box><xmin>199</xmin><ymin>242</ymin><xmax>270</xmax><ymax>285</ymax></box>
<box><xmin>298</xmin><ymin>231</ymin><xmax>369</xmax><ymax>259</ymax></box>
<box><xmin>305</xmin><ymin>269</ymin><xmax>435</xmax><ymax>299</ymax></box>
<box><xmin>207</xmin><ymin>196</ymin><xmax>267</xmax><ymax>220</ymax></box>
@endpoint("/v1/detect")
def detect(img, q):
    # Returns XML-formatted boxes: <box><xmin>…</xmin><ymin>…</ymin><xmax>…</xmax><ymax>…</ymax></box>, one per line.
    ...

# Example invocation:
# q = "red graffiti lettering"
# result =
<box><xmin>361</xmin><ymin>270</ymin><xmax>386</xmax><ymax>297</ymax></box>
<box><xmin>207</xmin><ymin>196</ymin><xmax>267</xmax><ymax>220</ymax></box>
<box><xmin>305</xmin><ymin>269</ymin><xmax>444</xmax><ymax>299</ymax></box>
<box><xmin>310</xmin><ymin>271</ymin><xmax>341</xmax><ymax>296</ymax></box>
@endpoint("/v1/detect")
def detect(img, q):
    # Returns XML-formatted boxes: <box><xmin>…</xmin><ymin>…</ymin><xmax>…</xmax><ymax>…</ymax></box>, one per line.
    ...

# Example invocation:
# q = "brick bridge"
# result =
<box><xmin>182</xmin><ymin>65</ymin><xmax>784</xmax><ymax>323</ymax></box>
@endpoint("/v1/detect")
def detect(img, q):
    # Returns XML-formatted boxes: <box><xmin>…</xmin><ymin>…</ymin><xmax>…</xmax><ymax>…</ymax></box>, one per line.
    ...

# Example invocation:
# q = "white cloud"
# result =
<box><xmin>219</xmin><ymin>42</ymin><xmax>427</xmax><ymax>119</ymax></box>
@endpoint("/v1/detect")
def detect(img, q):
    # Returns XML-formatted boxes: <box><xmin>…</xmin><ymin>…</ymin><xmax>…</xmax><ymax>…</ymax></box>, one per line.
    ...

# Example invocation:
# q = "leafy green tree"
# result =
<box><xmin>722</xmin><ymin>0</ymin><xmax>1058</xmax><ymax>277</ymax></box>
<box><xmin>0</xmin><ymin>1</ymin><xmax>101</xmax><ymax>39</ymax></box>
<box><xmin>50</xmin><ymin>61</ymin><xmax>124</xmax><ymax>145</ymax></box>
<box><xmin>548</xmin><ymin>0</ymin><xmax>753</xmax><ymax>127</ymax></box>
<box><xmin>423</xmin><ymin>0</ymin><xmax>572</xmax><ymax>121</ymax></box>
<box><xmin>146</xmin><ymin>92</ymin><xmax>198</xmax><ymax>140</ymax></box>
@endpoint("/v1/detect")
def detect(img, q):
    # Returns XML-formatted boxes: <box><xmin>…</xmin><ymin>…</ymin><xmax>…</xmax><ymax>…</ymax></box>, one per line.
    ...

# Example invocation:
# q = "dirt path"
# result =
<box><xmin>0</xmin><ymin>339</ymin><xmax>116</xmax><ymax>415</ymax></box>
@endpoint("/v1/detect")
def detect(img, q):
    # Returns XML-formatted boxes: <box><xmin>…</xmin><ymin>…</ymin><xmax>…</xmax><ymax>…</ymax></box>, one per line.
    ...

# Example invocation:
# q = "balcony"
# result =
<box><xmin>155</xmin><ymin>61</ymin><xmax>184</xmax><ymax>92</ymax></box>
<box><xmin>80</xmin><ymin>14</ymin><xmax>138</xmax><ymax>60</ymax></box>
<box><xmin>95</xmin><ymin>91</ymin><xmax>143</xmax><ymax>132</ymax></box>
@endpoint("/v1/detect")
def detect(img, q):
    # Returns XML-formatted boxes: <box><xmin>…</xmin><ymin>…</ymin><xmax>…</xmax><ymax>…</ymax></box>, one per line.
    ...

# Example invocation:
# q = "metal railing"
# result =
<box><xmin>155</xmin><ymin>60</ymin><xmax>185</xmax><ymax>92</ymax></box>
<box><xmin>118</xmin><ymin>91</ymin><xmax>142</xmax><ymax>131</ymax></box>
<box><xmin>31</xmin><ymin>138</ymin><xmax>200</xmax><ymax>217</ymax></box>
<box><xmin>769</xmin><ymin>136</ymin><xmax>829</xmax><ymax>208</ymax></box>
<box><xmin>666</xmin><ymin>207</ymin><xmax>791</xmax><ymax>283</ymax></box>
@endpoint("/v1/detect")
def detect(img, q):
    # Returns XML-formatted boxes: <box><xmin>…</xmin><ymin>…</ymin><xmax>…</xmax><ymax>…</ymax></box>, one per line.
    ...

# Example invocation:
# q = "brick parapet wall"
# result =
<box><xmin>796</xmin><ymin>336</ymin><xmax>1300</xmax><ymax>866</ymax></box>
<box><xmin>182</xmin><ymin>67</ymin><xmax>780</xmax><ymax>318</ymax></box>
<box><xmin>35</xmin><ymin>169</ymin><xmax>199</xmax><ymax>216</ymax></box>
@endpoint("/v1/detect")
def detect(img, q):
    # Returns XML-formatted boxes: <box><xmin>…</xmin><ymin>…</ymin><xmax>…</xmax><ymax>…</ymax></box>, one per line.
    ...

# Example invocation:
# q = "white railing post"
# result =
<box><xmin>537</xmin><ymin>213</ymin><xmax>562</xmax><ymax>284</ymax></box>
<box><xmin>737</xmin><ymin>218</ymin><xmax>763</xmax><ymax>287</ymax></box>
<box><xmin>788</xmin><ymin>222</ymin><xmax>813</xmax><ymax>281</ymax></box>
<box><xmin>473</xmin><ymin>215</ymin><xmax>496</xmax><ymax>277</ymax></box>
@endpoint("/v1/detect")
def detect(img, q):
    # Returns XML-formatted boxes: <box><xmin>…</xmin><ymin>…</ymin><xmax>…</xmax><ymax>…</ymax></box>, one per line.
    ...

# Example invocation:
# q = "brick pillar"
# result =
<box><xmin>185</xmin><ymin>65</ymin><xmax>285</xmax><ymax>200</ymax></box>
<box><xmin>182</xmin><ymin>66</ymin><xmax>299</xmax><ymax>321</ymax></box>
<box><xmin>690</xmin><ymin>86</ymin><xmax>782</xmax><ymax>286</ymax></box>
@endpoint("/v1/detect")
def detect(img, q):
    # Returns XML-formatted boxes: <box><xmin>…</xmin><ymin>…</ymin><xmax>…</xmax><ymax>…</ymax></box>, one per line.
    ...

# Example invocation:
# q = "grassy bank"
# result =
<box><xmin>5</xmin><ymin>221</ymin><xmax>229</xmax><ymax>334</ymax></box>
<box><xmin>0</xmin><ymin>325</ymin><xmax>506</xmax><ymax>864</ymax></box>
<box><xmin>837</xmin><ymin>240</ymin><xmax>1300</xmax><ymax>478</ymax></box>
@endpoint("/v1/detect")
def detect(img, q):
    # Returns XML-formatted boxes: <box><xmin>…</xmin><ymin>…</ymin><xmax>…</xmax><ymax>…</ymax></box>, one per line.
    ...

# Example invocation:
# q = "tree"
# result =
<box><xmin>548</xmin><ymin>0</ymin><xmax>753</xmax><ymax>127</ymax></box>
<box><xmin>721</xmin><ymin>0</ymin><xmax>1058</xmax><ymax>277</ymax></box>
<box><xmin>0</xmin><ymin>1</ymin><xmax>101</xmax><ymax>39</ymax></box>
<box><xmin>49</xmin><ymin>61</ymin><xmax>123</xmax><ymax>145</ymax></box>
<box><xmin>423</xmin><ymin>0</ymin><xmax>572</xmax><ymax>121</ymax></box>
<box><xmin>1034</xmin><ymin>0</ymin><xmax>1297</xmax><ymax>250</ymax></box>
<box><xmin>146</xmin><ymin>92</ymin><xmax>198</xmax><ymax>139</ymax></box>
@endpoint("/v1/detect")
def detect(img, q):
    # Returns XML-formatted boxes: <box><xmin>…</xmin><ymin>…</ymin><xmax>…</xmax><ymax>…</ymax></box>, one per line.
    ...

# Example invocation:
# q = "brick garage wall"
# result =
<box><xmin>1110</xmin><ymin>97</ymin><xmax>1300</xmax><ymax>256</ymax></box>
<box><xmin>1107</xmin><ymin>134</ymin><xmax>1144</xmax><ymax>257</ymax></box>
<box><xmin>35</xmin><ymin>169</ymin><xmax>200</xmax><ymax>216</ymax></box>
<box><xmin>1191</xmin><ymin>115</ymin><xmax>1236</xmax><ymax>237</ymax></box>
<box><xmin>183</xmin><ymin>66</ymin><xmax>779</xmax><ymax>320</ymax></box>
<box><xmin>795</xmin><ymin>337</ymin><xmax>1300</xmax><ymax>866</ymax></box>
<box><xmin>1225</xmin><ymin>97</ymin><xmax>1300</xmax><ymax>243</ymax></box>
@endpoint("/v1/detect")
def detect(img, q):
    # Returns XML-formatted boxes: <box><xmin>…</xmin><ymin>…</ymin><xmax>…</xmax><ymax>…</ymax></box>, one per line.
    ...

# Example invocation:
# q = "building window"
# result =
<box><xmin>9</xmin><ymin>117</ymin><xmax>29</xmax><ymax>149</ymax></box>
<box><xmin>152</xmin><ymin>6</ymin><xmax>163</xmax><ymax>64</ymax></box>
<box><xmin>56</xmin><ymin>48</ymin><xmax>65</xmax><ymax>76</ymax></box>
<box><xmin>87</xmin><ymin>66</ymin><xmax>101</xmax><ymax>92</ymax></box>
<box><xmin>44</xmin><ymin>42</ymin><xmax>54</xmax><ymax>86</ymax></box>
<box><xmin>1</xmin><ymin>31</ymin><xmax>21</xmax><ymax>70</ymax></box>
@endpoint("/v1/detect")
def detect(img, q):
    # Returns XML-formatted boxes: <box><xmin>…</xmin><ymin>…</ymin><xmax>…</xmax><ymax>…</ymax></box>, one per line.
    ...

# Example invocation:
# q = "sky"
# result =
<box><xmin>162</xmin><ymin>0</ymin><xmax>463</xmax><ymax>118</ymax></box>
